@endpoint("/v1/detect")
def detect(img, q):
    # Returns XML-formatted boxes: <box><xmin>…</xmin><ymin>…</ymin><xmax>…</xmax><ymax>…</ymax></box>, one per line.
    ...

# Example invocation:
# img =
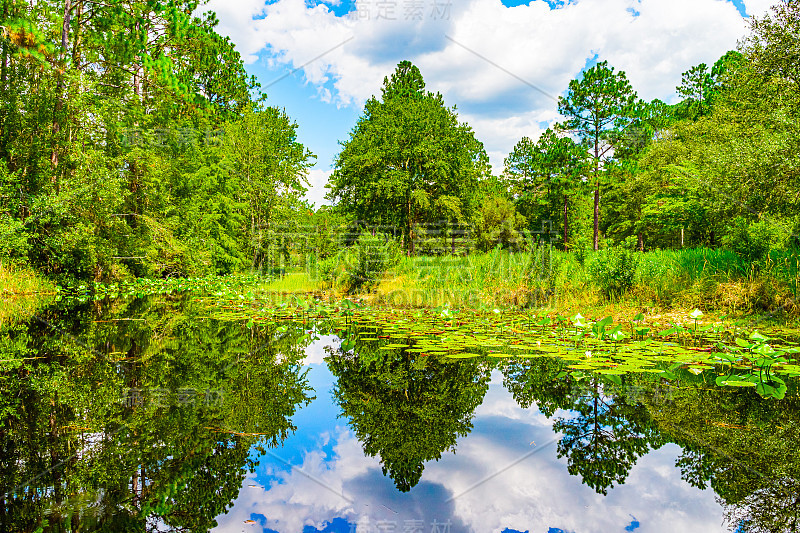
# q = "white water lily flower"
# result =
<box><xmin>585</xmin><ymin>351</ymin><xmax>592</xmax><ymax>358</ymax></box>
<box><xmin>493</xmin><ymin>308</ymin><xmax>500</xmax><ymax>314</ymax></box>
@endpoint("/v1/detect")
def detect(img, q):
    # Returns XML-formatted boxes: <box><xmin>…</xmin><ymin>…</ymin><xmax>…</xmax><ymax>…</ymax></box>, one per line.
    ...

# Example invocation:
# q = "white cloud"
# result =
<box><xmin>212</xmin><ymin>427</ymin><xmax>376</xmax><ymax>533</ymax></box>
<box><xmin>744</xmin><ymin>0</ymin><xmax>776</xmax><ymax>17</ymax></box>
<box><xmin>305</xmin><ymin>168</ymin><xmax>333</xmax><ymax>208</ymax></box>
<box><xmin>303</xmin><ymin>335</ymin><xmax>338</xmax><ymax>365</ymax></box>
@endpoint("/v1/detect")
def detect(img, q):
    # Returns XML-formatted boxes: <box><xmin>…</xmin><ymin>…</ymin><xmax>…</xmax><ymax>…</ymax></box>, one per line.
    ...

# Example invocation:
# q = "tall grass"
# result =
<box><xmin>261</xmin><ymin>272</ymin><xmax>318</xmax><ymax>293</ymax></box>
<box><xmin>292</xmin><ymin>243</ymin><xmax>799</xmax><ymax>315</ymax></box>
<box><xmin>370</xmin><ymin>247</ymin><xmax>800</xmax><ymax>315</ymax></box>
<box><xmin>0</xmin><ymin>265</ymin><xmax>55</xmax><ymax>324</ymax></box>
<box><xmin>375</xmin><ymin>246</ymin><xmax>586</xmax><ymax>308</ymax></box>
<box><xmin>0</xmin><ymin>265</ymin><xmax>54</xmax><ymax>295</ymax></box>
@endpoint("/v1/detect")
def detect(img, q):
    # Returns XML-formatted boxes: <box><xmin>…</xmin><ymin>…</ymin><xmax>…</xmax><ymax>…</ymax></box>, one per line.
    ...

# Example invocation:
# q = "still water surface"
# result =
<box><xmin>1</xmin><ymin>295</ymin><xmax>796</xmax><ymax>532</ymax></box>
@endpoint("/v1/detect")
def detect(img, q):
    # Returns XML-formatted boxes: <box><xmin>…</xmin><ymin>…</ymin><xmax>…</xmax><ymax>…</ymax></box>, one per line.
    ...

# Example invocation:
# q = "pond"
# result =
<box><xmin>1</xmin><ymin>293</ymin><xmax>799</xmax><ymax>532</ymax></box>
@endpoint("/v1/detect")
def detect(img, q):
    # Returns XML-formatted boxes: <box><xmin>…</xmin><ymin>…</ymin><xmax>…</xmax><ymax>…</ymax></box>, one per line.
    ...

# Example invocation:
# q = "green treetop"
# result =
<box><xmin>327</xmin><ymin>60</ymin><xmax>490</xmax><ymax>255</ymax></box>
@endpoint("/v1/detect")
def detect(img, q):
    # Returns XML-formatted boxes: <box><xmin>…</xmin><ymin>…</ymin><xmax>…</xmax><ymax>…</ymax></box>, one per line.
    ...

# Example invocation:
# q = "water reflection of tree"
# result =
<box><xmin>502</xmin><ymin>359</ymin><xmax>663</xmax><ymax>495</ymax></box>
<box><xmin>639</xmin><ymin>383</ymin><xmax>800</xmax><ymax>533</ymax></box>
<box><xmin>327</xmin><ymin>341</ymin><xmax>490</xmax><ymax>492</ymax></box>
<box><xmin>505</xmin><ymin>355</ymin><xmax>800</xmax><ymax>531</ymax></box>
<box><xmin>0</xmin><ymin>296</ymin><xmax>314</xmax><ymax>532</ymax></box>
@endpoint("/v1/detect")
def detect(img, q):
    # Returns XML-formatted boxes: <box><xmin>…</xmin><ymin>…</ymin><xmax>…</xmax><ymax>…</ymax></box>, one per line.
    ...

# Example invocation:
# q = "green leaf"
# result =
<box><xmin>735</xmin><ymin>338</ymin><xmax>753</xmax><ymax>349</ymax></box>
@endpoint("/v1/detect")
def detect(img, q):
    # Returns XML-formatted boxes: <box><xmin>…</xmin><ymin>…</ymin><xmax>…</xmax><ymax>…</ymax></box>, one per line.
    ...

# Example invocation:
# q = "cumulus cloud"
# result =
<box><xmin>744</xmin><ymin>0</ymin><xmax>778</xmax><ymax>17</ymax></box>
<box><xmin>305</xmin><ymin>168</ymin><xmax>333</xmax><ymax>208</ymax></box>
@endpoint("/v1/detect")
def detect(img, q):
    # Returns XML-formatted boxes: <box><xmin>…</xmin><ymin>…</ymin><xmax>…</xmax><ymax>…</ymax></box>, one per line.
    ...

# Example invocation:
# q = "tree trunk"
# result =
<box><xmin>0</xmin><ymin>0</ymin><xmax>8</xmax><ymax>90</ymax></box>
<box><xmin>563</xmin><ymin>196</ymin><xmax>569</xmax><ymax>251</ymax></box>
<box><xmin>406</xmin><ymin>194</ymin><xmax>414</xmax><ymax>256</ymax></box>
<box><xmin>637</xmin><ymin>232</ymin><xmax>643</xmax><ymax>252</ymax></box>
<box><xmin>593</xmin><ymin>127</ymin><xmax>600</xmax><ymax>251</ymax></box>
<box><xmin>681</xmin><ymin>227</ymin><xmax>684</xmax><ymax>248</ymax></box>
<box><xmin>71</xmin><ymin>1</ymin><xmax>83</xmax><ymax>66</ymax></box>
<box><xmin>133</xmin><ymin>19</ymin><xmax>141</xmax><ymax>99</ymax></box>
<box><xmin>593</xmin><ymin>187</ymin><xmax>600</xmax><ymax>251</ymax></box>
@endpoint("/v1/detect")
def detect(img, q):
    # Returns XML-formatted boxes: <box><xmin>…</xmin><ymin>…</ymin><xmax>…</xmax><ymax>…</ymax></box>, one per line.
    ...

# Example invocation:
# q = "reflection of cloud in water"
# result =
<box><xmin>303</xmin><ymin>335</ymin><xmax>338</xmax><ymax>366</ymax></box>
<box><xmin>214</xmin><ymin>376</ymin><xmax>726</xmax><ymax>533</ymax></box>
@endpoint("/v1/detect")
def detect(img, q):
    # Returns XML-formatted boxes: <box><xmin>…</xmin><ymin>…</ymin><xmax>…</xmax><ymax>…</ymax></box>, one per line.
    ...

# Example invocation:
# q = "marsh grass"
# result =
<box><xmin>261</xmin><ymin>272</ymin><xmax>318</xmax><ymax>293</ymax></box>
<box><xmin>365</xmin><ymin>247</ymin><xmax>800</xmax><ymax>316</ymax></box>
<box><xmin>0</xmin><ymin>266</ymin><xmax>55</xmax><ymax>324</ymax></box>
<box><xmin>0</xmin><ymin>265</ymin><xmax>54</xmax><ymax>295</ymax></box>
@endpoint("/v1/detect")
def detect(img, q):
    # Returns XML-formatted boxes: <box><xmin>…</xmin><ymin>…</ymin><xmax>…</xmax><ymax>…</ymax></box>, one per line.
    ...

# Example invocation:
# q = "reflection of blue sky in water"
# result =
<box><xmin>213</xmin><ymin>339</ymin><xmax>725</xmax><ymax>533</ymax></box>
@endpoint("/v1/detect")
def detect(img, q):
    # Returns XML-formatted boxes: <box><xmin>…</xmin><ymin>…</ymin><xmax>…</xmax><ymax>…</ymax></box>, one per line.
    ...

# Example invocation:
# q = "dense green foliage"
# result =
<box><xmin>0</xmin><ymin>0</ymin><xmax>313</xmax><ymax>281</ymax></box>
<box><xmin>2</xmin><ymin>1</ymin><xmax>800</xmax><ymax>315</ymax></box>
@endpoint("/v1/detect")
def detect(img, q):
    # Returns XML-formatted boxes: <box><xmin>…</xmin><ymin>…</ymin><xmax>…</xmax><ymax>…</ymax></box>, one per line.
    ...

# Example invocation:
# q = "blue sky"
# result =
<box><xmin>201</xmin><ymin>0</ymin><xmax>774</xmax><ymax>207</ymax></box>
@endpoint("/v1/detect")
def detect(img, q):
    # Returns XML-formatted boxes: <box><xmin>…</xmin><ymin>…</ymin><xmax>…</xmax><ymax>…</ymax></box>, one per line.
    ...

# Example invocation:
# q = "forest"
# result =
<box><xmin>1</xmin><ymin>0</ymin><xmax>800</xmax><ymax>314</ymax></box>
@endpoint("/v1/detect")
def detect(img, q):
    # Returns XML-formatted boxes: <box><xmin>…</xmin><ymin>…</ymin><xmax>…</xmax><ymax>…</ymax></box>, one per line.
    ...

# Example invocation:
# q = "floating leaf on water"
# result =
<box><xmin>720</xmin><ymin>380</ymin><xmax>757</xmax><ymax>387</ymax></box>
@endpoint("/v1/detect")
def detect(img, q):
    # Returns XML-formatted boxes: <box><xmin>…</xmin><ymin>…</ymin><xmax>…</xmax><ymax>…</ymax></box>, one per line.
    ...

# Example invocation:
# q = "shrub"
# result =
<box><xmin>573</xmin><ymin>235</ymin><xmax>591</xmax><ymax>267</ymax></box>
<box><xmin>0</xmin><ymin>215</ymin><xmax>30</xmax><ymax>268</ymax></box>
<box><xmin>344</xmin><ymin>233</ymin><xmax>401</xmax><ymax>293</ymax></box>
<box><xmin>317</xmin><ymin>253</ymin><xmax>344</xmax><ymax>288</ymax></box>
<box><xmin>722</xmin><ymin>217</ymin><xmax>789</xmax><ymax>263</ymax></box>
<box><xmin>473</xmin><ymin>196</ymin><xmax>527</xmax><ymax>252</ymax></box>
<box><xmin>587</xmin><ymin>243</ymin><xmax>639</xmax><ymax>300</ymax></box>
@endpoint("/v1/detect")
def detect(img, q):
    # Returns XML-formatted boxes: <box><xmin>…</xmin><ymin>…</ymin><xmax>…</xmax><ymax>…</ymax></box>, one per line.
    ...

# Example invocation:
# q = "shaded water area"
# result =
<box><xmin>2</xmin><ymin>294</ymin><xmax>800</xmax><ymax>532</ymax></box>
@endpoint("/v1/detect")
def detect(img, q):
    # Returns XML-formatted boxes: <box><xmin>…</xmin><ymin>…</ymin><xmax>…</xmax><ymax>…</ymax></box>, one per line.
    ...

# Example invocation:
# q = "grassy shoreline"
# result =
<box><xmin>276</xmin><ymin>247</ymin><xmax>800</xmax><ymax>325</ymax></box>
<box><xmin>5</xmin><ymin>245</ymin><xmax>798</xmax><ymax>327</ymax></box>
<box><xmin>0</xmin><ymin>265</ymin><xmax>55</xmax><ymax>296</ymax></box>
<box><xmin>0</xmin><ymin>266</ymin><xmax>56</xmax><ymax>324</ymax></box>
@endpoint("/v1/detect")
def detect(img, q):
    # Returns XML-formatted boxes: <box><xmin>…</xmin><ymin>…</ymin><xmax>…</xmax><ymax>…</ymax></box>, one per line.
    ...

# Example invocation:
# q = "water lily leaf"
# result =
<box><xmin>735</xmin><ymin>338</ymin><xmax>753</xmax><ymax>349</ymax></box>
<box><xmin>600</xmin><ymin>373</ymin><xmax>623</xmax><ymax>386</ymax></box>
<box><xmin>753</xmin><ymin>344</ymin><xmax>775</xmax><ymax>355</ymax></box>
<box><xmin>721</xmin><ymin>380</ymin><xmax>757</xmax><ymax>387</ymax></box>
<box><xmin>597</xmin><ymin>316</ymin><xmax>614</xmax><ymax>328</ymax></box>
<box><xmin>750</xmin><ymin>331</ymin><xmax>769</xmax><ymax>342</ymax></box>
<box><xmin>609</xmin><ymin>329</ymin><xmax>627</xmax><ymax>341</ymax></box>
